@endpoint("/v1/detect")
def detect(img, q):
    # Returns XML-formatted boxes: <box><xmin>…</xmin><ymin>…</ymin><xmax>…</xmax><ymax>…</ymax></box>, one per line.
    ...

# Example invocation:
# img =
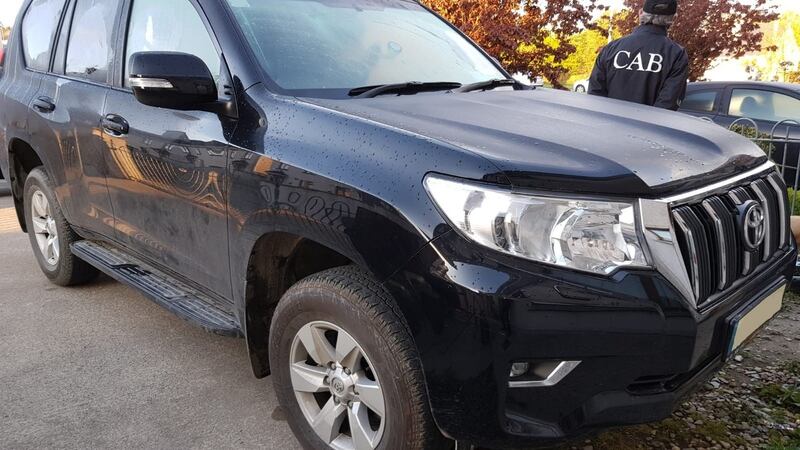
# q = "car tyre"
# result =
<box><xmin>270</xmin><ymin>266</ymin><xmax>447</xmax><ymax>450</ymax></box>
<box><xmin>23</xmin><ymin>167</ymin><xmax>97</xmax><ymax>286</ymax></box>
<box><xmin>575</xmin><ymin>85</ymin><xmax>586</xmax><ymax>93</ymax></box>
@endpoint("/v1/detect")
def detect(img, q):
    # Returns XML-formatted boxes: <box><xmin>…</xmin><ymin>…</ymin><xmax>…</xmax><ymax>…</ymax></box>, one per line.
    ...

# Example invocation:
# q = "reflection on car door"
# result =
<box><xmin>101</xmin><ymin>0</ymin><xmax>235</xmax><ymax>297</ymax></box>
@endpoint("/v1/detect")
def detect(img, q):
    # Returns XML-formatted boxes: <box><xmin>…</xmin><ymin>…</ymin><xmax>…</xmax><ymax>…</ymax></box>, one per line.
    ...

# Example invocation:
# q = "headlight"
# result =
<box><xmin>424</xmin><ymin>175</ymin><xmax>649</xmax><ymax>274</ymax></box>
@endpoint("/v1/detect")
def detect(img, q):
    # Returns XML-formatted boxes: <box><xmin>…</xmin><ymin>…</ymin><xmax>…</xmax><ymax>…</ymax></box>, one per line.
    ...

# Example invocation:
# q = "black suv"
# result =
<box><xmin>0</xmin><ymin>1</ymin><xmax>795</xmax><ymax>449</ymax></box>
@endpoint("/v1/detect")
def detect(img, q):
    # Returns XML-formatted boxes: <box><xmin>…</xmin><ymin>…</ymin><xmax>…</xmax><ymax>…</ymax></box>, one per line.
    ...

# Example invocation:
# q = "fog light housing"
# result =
<box><xmin>508</xmin><ymin>361</ymin><xmax>581</xmax><ymax>388</ymax></box>
<box><xmin>509</xmin><ymin>362</ymin><xmax>530</xmax><ymax>378</ymax></box>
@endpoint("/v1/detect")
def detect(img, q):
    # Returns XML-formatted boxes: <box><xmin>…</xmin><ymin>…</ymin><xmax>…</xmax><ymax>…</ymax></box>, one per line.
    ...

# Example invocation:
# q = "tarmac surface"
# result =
<box><xmin>0</xmin><ymin>182</ymin><xmax>301</xmax><ymax>449</ymax></box>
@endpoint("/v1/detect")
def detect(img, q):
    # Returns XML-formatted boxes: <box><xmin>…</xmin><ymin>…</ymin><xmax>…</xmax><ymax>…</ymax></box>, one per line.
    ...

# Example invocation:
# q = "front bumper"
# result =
<box><xmin>385</xmin><ymin>229</ymin><xmax>796</xmax><ymax>448</ymax></box>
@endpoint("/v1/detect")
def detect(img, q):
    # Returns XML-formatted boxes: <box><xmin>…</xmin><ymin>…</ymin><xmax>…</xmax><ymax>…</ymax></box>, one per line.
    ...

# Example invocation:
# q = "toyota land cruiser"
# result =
<box><xmin>0</xmin><ymin>0</ymin><xmax>794</xmax><ymax>449</ymax></box>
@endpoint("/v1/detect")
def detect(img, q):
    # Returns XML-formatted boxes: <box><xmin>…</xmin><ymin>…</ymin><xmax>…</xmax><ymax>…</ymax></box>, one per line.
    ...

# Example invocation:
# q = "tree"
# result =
<box><xmin>614</xmin><ymin>0</ymin><xmax>779</xmax><ymax>81</ymax></box>
<box><xmin>0</xmin><ymin>23</ymin><xmax>10</xmax><ymax>42</ymax></box>
<box><xmin>753</xmin><ymin>12</ymin><xmax>800</xmax><ymax>81</ymax></box>
<box><xmin>559</xmin><ymin>14</ymin><xmax>623</xmax><ymax>85</ymax></box>
<box><xmin>423</xmin><ymin>0</ymin><xmax>604</xmax><ymax>89</ymax></box>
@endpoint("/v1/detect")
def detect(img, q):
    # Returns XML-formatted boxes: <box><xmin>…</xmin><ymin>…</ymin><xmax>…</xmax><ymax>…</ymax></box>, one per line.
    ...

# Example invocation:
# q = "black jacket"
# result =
<box><xmin>589</xmin><ymin>24</ymin><xmax>689</xmax><ymax>111</ymax></box>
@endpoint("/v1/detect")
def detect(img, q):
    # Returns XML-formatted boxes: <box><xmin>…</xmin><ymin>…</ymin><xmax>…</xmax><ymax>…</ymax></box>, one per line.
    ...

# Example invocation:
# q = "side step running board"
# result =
<box><xmin>71</xmin><ymin>240</ymin><xmax>242</xmax><ymax>337</ymax></box>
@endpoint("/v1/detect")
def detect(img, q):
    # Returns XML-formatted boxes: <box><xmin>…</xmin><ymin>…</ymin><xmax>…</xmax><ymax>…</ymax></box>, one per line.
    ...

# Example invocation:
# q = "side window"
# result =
<box><xmin>682</xmin><ymin>90</ymin><xmax>718</xmax><ymax>113</ymax></box>
<box><xmin>729</xmin><ymin>89</ymin><xmax>800</xmax><ymax>123</ymax></box>
<box><xmin>21</xmin><ymin>0</ymin><xmax>67</xmax><ymax>71</ymax></box>
<box><xmin>124</xmin><ymin>0</ymin><xmax>221</xmax><ymax>88</ymax></box>
<box><xmin>65</xmin><ymin>0</ymin><xmax>119</xmax><ymax>82</ymax></box>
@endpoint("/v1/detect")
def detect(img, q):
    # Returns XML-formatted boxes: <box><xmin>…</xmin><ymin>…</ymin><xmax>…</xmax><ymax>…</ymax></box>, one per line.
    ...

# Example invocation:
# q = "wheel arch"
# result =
<box><xmin>7</xmin><ymin>138</ymin><xmax>46</xmax><ymax>232</ymax></box>
<box><xmin>244</xmin><ymin>231</ymin><xmax>355</xmax><ymax>378</ymax></box>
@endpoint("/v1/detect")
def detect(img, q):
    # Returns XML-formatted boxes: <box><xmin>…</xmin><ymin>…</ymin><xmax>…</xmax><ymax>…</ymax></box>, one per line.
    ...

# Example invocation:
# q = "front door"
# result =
<box><xmin>101</xmin><ymin>0</ymin><xmax>235</xmax><ymax>297</ymax></box>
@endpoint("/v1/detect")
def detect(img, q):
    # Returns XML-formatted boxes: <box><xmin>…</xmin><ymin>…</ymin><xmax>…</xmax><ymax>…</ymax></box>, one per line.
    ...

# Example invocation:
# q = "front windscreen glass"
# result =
<box><xmin>224</xmin><ymin>0</ymin><xmax>505</xmax><ymax>98</ymax></box>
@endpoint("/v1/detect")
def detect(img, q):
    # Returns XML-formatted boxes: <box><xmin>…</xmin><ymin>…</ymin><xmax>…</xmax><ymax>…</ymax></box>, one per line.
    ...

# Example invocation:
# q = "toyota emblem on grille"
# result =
<box><xmin>739</xmin><ymin>200</ymin><xmax>766</xmax><ymax>251</ymax></box>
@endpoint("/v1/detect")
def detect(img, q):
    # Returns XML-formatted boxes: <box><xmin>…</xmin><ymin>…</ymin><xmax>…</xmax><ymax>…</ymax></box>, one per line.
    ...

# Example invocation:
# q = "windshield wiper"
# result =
<box><xmin>453</xmin><ymin>78</ymin><xmax>518</xmax><ymax>93</ymax></box>
<box><xmin>349</xmin><ymin>81</ymin><xmax>463</xmax><ymax>99</ymax></box>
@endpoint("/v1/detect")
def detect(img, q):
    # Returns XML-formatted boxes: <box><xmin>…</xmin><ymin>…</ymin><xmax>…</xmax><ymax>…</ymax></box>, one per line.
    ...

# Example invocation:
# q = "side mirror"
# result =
<box><xmin>128</xmin><ymin>52</ymin><xmax>217</xmax><ymax>109</ymax></box>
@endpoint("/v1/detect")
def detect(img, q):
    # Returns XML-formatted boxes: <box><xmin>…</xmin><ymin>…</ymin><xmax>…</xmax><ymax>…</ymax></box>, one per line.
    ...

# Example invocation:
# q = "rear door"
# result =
<box><xmin>1</xmin><ymin>0</ymin><xmax>61</xmax><ymax>185</ymax></box>
<box><xmin>715</xmin><ymin>86</ymin><xmax>800</xmax><ymax>132</ymax></box>
<box><xmin>101</xmin><ymin>0</ymin><xmax>235</xmax><ymax>297</ymax></box>
<box><xmin>716</xmin><ymin>86</ymin><xmax>800</xmax><ymax>186</ymax></box>
<box><xmin>8</xmin><ymin>0</ymin><xmax>64</xmax><ymax>194</ymax></box>
<box><xmin>26</xmin><ymin>0</ymin><xmax>121</xmax><ymax>237</ymax></box>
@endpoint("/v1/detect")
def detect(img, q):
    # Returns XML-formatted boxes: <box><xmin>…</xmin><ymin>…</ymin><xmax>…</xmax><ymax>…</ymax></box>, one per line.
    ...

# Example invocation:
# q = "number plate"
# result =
<box><xmin>728</xmin><ymin>284</ymin><xmax>785</xmax><ymax>355</ymax></box>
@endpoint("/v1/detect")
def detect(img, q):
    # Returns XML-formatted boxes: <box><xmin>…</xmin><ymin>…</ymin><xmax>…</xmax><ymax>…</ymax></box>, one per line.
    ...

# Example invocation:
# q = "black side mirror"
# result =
<box><xmin>128</xmin><ymin>52</ymin><xmax>217</xmax><ymax>109</ymax></box>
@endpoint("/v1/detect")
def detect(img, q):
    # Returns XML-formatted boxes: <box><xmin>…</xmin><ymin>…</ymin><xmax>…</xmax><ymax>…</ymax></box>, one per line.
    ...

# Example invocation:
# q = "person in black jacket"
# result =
<box><xmin>589</xmin><ymin>0</ymin><xmax>688</xmax><ymax>111</ymax></box>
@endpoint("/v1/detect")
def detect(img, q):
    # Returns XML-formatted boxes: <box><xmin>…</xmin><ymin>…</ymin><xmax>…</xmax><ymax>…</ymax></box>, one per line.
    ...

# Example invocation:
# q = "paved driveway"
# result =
<box><xmin>0</xmin><ymin>184</ymin><xmax>300</xmax><ymax>449</ymax></box>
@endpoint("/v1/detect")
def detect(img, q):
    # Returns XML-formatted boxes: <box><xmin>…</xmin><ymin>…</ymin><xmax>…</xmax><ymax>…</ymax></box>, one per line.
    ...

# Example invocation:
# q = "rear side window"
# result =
<box><xmin>124</xmin><ymin>0</ymin><xmax>221</xmax><ymax>87</ymax></box>
<box><xmin>65</xmin><ymin>0</ymin><xmax>120</xmax><ymax>82</ymax></box>
<box><xmin>682</xmin><ymin>90</ymin><xmax>718</xmax><ymax>113</ymax></box>
<box><xmin>729</xmin><ymin>89</ymin><xmax>800</xmax><ymax>123</ymax></box>
<box><xmin>21</xmin><ymin>0</ymin><xmax>67</xmax><ymax>71</ymax></box>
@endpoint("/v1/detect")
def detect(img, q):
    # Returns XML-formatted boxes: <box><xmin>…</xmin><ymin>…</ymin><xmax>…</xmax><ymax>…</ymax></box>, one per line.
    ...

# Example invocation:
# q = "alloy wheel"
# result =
<box><xmin>30</xmin><ymin>190</ymin><xmax>59</xmax><ymax>266</ymax></box>
<box><xmin>290</xmin><ymin>321</ymin><xmax>386</xmax><ymax>450</ymax></box>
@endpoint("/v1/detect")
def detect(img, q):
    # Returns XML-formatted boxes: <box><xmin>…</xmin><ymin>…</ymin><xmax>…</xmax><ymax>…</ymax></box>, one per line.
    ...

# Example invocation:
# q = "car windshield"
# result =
<box><xmin>224</xmin><ymin>0</ymin><xmax>506</xmax><ymax>98</ymax></box>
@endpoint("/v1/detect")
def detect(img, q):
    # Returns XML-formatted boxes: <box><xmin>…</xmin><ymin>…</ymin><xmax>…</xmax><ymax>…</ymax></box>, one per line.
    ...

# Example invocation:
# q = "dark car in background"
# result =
<box><xmin>0</xmin><ymin>0</ymin><xmax>796</xmax><ymax>449</ymax></box>
<box><xmin>680</xmin><ymin>81</ymin><xmax>800</xmax><ymax>185</ymax></box>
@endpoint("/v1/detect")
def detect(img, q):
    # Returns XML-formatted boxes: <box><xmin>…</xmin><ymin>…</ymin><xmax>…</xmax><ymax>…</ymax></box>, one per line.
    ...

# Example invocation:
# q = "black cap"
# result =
<box><xmin>644</xmin><ymin>0</ymin><xmax>677</xmax><ymax>15</ymax></box>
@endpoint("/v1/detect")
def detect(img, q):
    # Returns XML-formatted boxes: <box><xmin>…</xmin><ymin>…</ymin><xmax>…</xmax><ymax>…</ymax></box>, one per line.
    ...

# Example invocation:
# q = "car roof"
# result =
<box><xmin>688</xmin><ymin>81</ymin><xmax>800</xmax><ymax>93</ymax></box>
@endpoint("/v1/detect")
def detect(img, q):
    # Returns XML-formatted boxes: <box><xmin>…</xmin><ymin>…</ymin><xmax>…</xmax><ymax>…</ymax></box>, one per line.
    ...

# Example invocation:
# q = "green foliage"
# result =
<box><xmin>759</xmin><ymin>383</ymin><xmax>800</xmax><ymax>413</ymax></box>
<box><xmin>559</xmin><ymin>14</ymin><xmax>626</xmax><ymax>85</ymax></box>
<box><xmin>765</xmin><ymin>428</ymin><xmax>800</xmax><ymax>450</ymax></box>
<box><xmin>787</xmin><ymin>188</ymin><xmax>800</xmax><ymax>216</ymax></box>
<box><xmin>729</xmin><ymin>124</ymin><xmax>776</xmax><ymax>155</ymax></box>
<box><xmin>783</xmin><ymin>360</ymin><xmax>800</xmax><ymax>377</ymax></box>
<box><xmin>755</xmin><ymin>12</ymin><xmax>800</xmax><ymax>82</ymax></box>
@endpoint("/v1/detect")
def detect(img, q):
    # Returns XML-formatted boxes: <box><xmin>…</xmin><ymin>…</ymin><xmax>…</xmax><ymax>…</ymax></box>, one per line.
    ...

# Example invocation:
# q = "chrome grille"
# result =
<box><xmin>671</xmin><ymin>171</ymin><xmax>790</xmax><ymax>308</ymax></box>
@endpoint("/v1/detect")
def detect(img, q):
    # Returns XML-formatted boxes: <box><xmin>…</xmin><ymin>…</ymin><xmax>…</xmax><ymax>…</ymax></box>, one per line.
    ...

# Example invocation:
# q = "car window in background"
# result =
<box><xmin>21</xmin><ymin>0</ymin><xmax>67</xmax><ymax>71</ymax></box>
<box><xmin>65</xmin><ymin>0</ymin><xmax>119</xmax><ymax>82</ymax></box>
<box><xmin>682</xmin><ymin>90</ymin><xmax>718</xmax><ymax>113</ymax></box>
<box><xmin>729</xmin><ymin>89</ymin><xmax>800</xmax><ymax>123</ymax></box>
<box><xmin>224</xmin><ymin>0</ymin><xmax>505</xmax><ymax>98</ymax></box>
<box><xmin>124</xmin><ymin>0</ymin><xmax>221</xmax><ymax>87</ymax></box>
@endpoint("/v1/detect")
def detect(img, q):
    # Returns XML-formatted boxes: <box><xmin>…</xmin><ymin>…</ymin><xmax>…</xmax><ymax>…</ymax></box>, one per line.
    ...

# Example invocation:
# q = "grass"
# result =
<box><xmin>759</xmin><ymin>383</ymin><xmax>800</xmax><ymax>413</ymax></box>
<box><xmin>782</xmin><ymin>360</ymin><xmax>800</xmax><ymax>377</ymax></box>
<box><xmin>765</xmin><ymin>428</ymin><xmax>800</xmax><ymax>450</ymax></box>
